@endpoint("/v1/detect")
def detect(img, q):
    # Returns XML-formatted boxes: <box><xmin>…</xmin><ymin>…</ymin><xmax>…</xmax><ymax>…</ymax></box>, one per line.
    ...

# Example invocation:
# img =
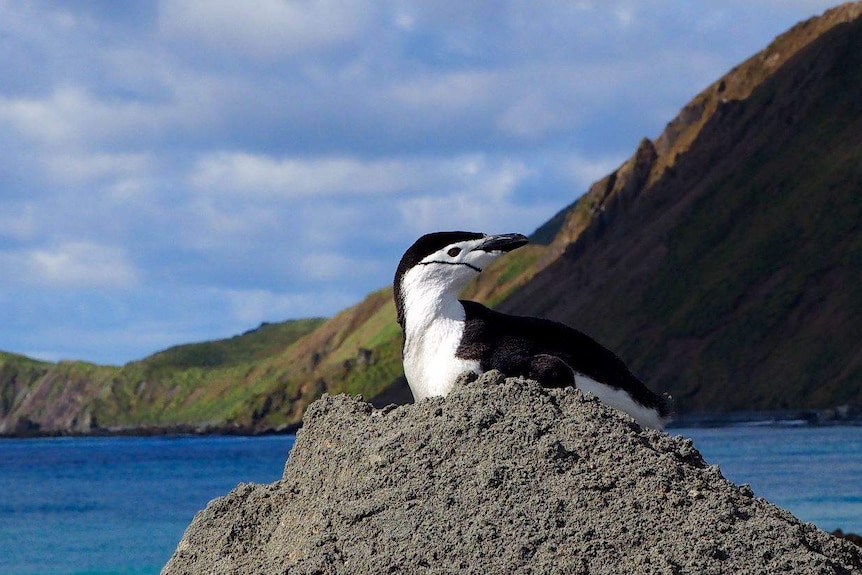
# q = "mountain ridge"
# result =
<box><xmin>501</xmin><ymin>3</ymin><xmax>862</xmax><ymax>412</ymax></box>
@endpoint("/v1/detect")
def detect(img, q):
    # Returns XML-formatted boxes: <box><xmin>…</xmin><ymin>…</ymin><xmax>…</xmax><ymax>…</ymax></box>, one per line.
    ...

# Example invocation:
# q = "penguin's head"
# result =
<box><xmin>394</xmin><ymin>231</ymin><xmax>528</xmax><ymax>327</ymax></box>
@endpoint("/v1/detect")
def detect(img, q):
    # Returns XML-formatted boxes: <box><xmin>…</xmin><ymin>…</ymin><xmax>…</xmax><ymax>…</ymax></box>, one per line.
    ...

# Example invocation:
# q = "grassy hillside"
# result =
<box><xmin>140</xmin><ymin>319</ymin><xmax>327</xmax><ymax>372</ymax></box>
<box><xmin>0</xmin><ymin>318</ymin><xmax>325</xmax><ymax>435</ymax></box>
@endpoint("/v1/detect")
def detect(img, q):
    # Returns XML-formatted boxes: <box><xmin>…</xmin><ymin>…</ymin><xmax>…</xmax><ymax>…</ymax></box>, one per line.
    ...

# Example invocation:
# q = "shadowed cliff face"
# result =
<box><xmin>162</xmin><ymin>372</ymin><xmax>862</xmax><ymax>574</ymax></box>
<box><xmin>501</xmin><ymin>8</ymin><xmax>862</xmax><ymax>413</ymax></box>
<box><xmin>533</xmin><ymin>2</ymin><xmax>862</xmax><ymax>257</ymax></box>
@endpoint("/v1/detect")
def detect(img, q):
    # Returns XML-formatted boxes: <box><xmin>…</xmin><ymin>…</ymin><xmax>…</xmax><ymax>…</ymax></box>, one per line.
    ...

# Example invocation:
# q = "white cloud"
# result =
<box><xmin>43</xmin><ymin>152</ymin><xmax>153</xmax><ymax>185</ymax></box>
<box><xmin>188</xmin><ymin>151</ymin><xmax>537</xmax><ymax>202</ymax></box>
<box><xmin>614</xmin><ymin>5</ymin><xmax>636</xmax><ymax>28</ymax></box>
<box><xmin>190</xmin><ymin>195</ymin><xmax>282</xmax><ymax>238</ymax></box>
<box><xmin>180</xmin><ymin>150</ymin><xmax>545</xmax><ymax>286</ymax></box>
<box><xmin>299</xmin><ymin>252</ymin><xmax>383</xmax><ymax>282</ymax></box>
<box><xmin>397</xmin><ymin>192</ymin><xmax>551</xmax><ymax>238</ymax></box>
<box><xmin>159</xmin><ymin>0</ymin><xmax>371</xmax><ymax>59</ymax></box>
<box><xmin>295</xmin><ymin>201</ymin><xmax>383</xmax><ymax>247</ymax></box>
<box><xmin>0</xmin><ymin>87</ymin><xmax>163</xmax><ymax>148</ymax></box>
<box><xmin>0</xmin><ymin>242</ymin><xmax>138</xmax><ymax>289</ymax></box>
<box><xmin>189</xmin><ymin>153</ymin><xmax>414</xmax><ymax>198</ymax></box>
<box><xmin>394</xmin><ymin>157</ymin><xmax>541</xmax><ymax>235</ymax></box>
<box><xmin>223</xmin><ymin>287</ymin><xmax>355</xmax><ymax>326</ymax></box>
<box><xmin>392</xmin><ymin>70</ymin><xmax>499</xmax><ymax>113</ymax></box>
<box><xmin>0</xmin><ymin>202</ymin><xmax>39</xmax><ymax>241</ymax></box>
<box><xmin>497</xmin><ymin>94</ymin><xmax>564</xmax><ymax>140</ymax></box>
<box><xmin>557</xmin><ymin>153</ymin><xmax>627</xmax><ymax>192</ymax></box>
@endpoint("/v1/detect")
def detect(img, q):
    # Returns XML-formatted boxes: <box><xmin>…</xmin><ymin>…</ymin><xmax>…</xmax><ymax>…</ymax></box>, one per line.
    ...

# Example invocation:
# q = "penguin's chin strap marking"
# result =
<box><xmin>420</xmin><ymin>261</ymin><xmax>482</xmax><ymax>273</ymax></box>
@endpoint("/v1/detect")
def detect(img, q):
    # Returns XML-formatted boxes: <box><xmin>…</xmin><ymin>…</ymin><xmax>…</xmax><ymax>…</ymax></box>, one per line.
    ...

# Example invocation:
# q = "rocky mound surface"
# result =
<box><xmin>163</xmin><ymin>372</ymin><xmax>862</xmax><ymax>574</ymax></box>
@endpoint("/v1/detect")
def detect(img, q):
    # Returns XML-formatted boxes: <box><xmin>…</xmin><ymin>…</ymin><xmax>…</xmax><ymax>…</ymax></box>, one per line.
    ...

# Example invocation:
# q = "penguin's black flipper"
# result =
<box><xmin>528</xmin><ymin>354</ymin><xmax>576</xmax><ymax>388</ymax></box>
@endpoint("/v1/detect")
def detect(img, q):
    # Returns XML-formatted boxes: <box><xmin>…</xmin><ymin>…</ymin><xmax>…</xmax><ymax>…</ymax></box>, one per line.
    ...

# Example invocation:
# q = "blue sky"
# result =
<box><xmin>0</xmin><ymin>0</ymin><xmax>843</xmax><ymax>365</ymax></box>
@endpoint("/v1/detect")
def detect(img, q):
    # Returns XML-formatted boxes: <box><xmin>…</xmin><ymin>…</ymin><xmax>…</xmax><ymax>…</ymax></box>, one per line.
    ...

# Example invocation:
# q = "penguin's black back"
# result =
<box><xmin>457</xmin><ymin>300</ymin><xmax>669</xmax><ymax>416</ymax></box>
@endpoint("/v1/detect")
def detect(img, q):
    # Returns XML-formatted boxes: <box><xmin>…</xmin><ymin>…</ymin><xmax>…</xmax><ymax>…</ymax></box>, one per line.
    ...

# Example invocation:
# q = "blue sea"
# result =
<box><xmin>0</xmin><ymin>435</ymin><xmax>295</xmax><ymax>575</ymax></box>
<box><xmin>1</xmin><ymin>426</ymin><xmax>860</xmax><ymax>575</ymax></box>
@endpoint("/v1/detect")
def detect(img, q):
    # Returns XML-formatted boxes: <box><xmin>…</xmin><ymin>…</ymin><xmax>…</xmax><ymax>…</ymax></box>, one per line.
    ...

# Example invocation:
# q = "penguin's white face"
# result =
<box><xmin>394</xmin><ymin>232</ymin><xmax>528</xmax><ymax>327</ymax></box>
<box><xmin>412</xmin><ymin>234</ymin><xmax>528</xmax><ymax>292</ymax></box>
<box><xmin>419</xmin><ymin>237</ymin><xmax>496</xmax><ymax>273</ymax></box>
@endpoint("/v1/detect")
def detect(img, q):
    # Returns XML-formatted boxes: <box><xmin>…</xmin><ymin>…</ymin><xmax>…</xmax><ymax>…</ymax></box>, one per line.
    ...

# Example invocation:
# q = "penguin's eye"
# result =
<box><xmin>447</xmin><ymin>247</ymin><xmax>461</xmax><ymax>257</ymax></box>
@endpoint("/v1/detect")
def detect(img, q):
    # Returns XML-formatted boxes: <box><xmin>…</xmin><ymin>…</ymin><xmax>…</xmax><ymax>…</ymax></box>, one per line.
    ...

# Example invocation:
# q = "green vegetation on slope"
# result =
<box><xmin>0</xmin><ymin>318</ymin><xmax>326</xmax><ymax>435</ymax></box>
<box><xmin>97</xmin><ymin>317</ymin><xmax>328</xmax><ymax>429</ymax></box>
<box><xmin>139</xmin><ymin>318</ymin><xmax>326</xmax><ymax>373</ymax></box>
<box><xmin>635</xmin><ymin>20</ymin><xmax>862</xmax><ymax>411</ymax></box>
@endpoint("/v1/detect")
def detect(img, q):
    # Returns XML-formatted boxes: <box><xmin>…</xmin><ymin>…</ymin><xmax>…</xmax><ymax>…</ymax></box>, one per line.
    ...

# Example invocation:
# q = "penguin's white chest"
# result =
<box><xmin>403</xmin><ymin>316</ymin><xmax>481</xmax><ymax>401</ymax></box>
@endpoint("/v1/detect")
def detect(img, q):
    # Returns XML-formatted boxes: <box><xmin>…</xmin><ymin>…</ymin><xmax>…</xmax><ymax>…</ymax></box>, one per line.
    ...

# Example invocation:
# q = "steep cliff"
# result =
<box><xmin>501</xmin><ymin>3</ymin><xmax>862</xmax><ymax>413</ymax></box>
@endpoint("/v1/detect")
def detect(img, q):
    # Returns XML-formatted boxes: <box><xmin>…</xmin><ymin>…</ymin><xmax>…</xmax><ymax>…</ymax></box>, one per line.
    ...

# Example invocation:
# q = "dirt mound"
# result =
<box><xmin>163</xmin><ymin>372</ymin><xmax>862</xmax><ymax>574</ymax></box>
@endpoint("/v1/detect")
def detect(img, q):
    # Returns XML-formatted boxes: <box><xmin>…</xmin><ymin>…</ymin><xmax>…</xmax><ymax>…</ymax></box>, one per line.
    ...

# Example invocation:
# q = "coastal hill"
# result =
<box><xmin>502</xmin><ymin>2</ymin><xmax>862</xmax><ymax>413</ymax></box>
<box><xmin>2</xmin><ymin>3</ymin><xmax>862</xmax><ymax>436</ymax></box>
<box><xmin>0</xmin><ymin>318</ymin><xmax>326</xmax><ymax>435</ymax></box>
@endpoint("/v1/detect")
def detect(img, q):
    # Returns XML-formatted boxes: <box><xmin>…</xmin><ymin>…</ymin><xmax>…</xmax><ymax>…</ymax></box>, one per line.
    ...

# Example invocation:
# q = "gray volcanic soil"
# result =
<box><xmin>162</xmin><ymin>372</ymin><xmax>862</xmax><ymax>574</ymax></box>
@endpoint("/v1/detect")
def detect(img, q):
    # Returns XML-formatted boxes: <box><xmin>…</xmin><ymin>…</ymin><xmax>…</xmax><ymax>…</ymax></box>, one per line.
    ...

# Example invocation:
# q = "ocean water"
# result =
<box><xmin>680</xmin><ymin>425</ymin><xmax>862</xmax><ymax>535</ymax></box>
<box><xmin>1</xmin><ymin>426</ymin><xmax>860</xmax><ymax>574</ymax></box>
<box><xmin>0</xmin><ymin>435</ymin><xmax>295</xmax><ymax>575</ymax></box>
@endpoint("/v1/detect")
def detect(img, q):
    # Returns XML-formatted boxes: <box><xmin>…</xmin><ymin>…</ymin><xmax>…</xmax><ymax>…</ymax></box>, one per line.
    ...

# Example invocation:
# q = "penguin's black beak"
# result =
<box><xmin>473</xmin><ymin>233</ymin><xmax>529</xmax><ymax>253</ymax></box>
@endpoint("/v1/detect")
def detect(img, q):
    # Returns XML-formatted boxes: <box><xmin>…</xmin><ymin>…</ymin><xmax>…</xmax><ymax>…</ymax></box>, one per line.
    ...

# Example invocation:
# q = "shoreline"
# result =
<box><xmin>0</xmin><ymin>421</ymin><xmax>303</xmax><ymax>440</ymax></box>
<box><xmin>4</xmin><ymin>408</ymin><xmax>861</xmax><ymax>439</ymax></box>
<box><xmin>5</xmin><ymin>410</ymin><xmax>862</xmax><ymax>441</ymax></box>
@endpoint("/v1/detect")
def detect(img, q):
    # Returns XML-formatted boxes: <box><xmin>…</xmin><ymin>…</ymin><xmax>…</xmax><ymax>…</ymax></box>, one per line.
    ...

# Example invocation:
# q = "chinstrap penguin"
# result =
<box><xmin>394</xmin><ymin>231</ymin><xmax>670</xmax><ymax>429</ymax></box>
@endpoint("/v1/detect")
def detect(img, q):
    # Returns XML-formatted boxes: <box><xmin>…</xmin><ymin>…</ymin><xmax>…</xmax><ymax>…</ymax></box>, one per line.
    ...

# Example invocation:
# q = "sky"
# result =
<box><xmin>0</xmin><ymin>0</ymin><xmax>844</xmax><ymax>365</ymax></box>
